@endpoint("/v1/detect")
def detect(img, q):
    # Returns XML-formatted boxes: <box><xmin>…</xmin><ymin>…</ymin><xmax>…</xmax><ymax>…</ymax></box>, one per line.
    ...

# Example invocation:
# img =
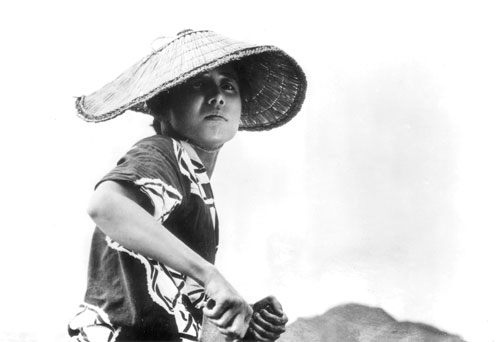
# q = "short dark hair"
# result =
<box><xmin>146</xmin><ymin>90</ymin><xmax>171</xmax><ymax>134</ymax></box>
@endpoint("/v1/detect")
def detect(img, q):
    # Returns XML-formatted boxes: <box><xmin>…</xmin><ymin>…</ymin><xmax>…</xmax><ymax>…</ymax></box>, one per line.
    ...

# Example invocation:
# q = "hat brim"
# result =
<box><xmin>75</xmin><ymin>31</ymin><xmax>306</xmax><ymax>131</ymax></box>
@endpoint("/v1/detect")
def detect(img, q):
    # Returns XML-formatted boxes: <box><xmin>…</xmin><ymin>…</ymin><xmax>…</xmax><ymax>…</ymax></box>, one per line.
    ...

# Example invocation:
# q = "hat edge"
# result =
<box><xmin>239</xmin><ymin>50</ymin><xmax>308</xmax><ymax>131</ymax></box>
<box><xmin>75</xmin><ymin>45</ymin><xmax>284</xmax><ymax>123</ymax></box>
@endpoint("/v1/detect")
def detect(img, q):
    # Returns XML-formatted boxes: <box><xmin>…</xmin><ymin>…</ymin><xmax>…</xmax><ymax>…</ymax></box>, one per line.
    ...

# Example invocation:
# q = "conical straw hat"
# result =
<box><xmin>76</xmin><ymin>29</ymin><xmax>306</xmax><ymax>131</ymax></box>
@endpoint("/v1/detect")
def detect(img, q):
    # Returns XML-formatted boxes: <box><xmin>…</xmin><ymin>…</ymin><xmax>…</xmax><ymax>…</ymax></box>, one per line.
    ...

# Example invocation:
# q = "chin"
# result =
<box><xmin>201</xmin><ymin>139</ymin><xmax>228</xmax><ymax>150</ymax></box>
<box><xmin>200</xmin><ymin>132</ymin><xmax>237</xmax><ymax>149</ymax></box>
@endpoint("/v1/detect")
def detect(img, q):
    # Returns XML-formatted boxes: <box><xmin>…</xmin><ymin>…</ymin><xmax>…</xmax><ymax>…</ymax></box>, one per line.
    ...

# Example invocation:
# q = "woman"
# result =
<box><xmin>69</xmin><ymin>29</ymin><xmax>306</xmax><ymax>342</ymax></box>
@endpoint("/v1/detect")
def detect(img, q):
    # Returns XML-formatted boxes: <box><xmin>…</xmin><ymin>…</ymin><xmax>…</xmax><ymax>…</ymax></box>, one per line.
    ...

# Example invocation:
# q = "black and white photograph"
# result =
<box><xmin>0</xmin><ymin>1</ymin><xmax>495</xmax><ymax>341</ymax></box>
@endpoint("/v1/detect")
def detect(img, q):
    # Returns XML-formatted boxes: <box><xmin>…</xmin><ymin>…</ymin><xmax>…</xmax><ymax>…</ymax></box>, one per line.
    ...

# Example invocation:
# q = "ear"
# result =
<box><xmin>159</xmin><ymin>109</ymin><xmax>174</xmax><ymax>135</ymax></box>
<box><xmin>159</xmin><ymin>119</ymin><xmax>167</xmax><ymax>136</ymax></box>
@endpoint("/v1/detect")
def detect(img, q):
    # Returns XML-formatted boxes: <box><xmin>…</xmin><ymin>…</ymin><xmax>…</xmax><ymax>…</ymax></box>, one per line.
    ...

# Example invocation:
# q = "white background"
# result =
<box><xmin>0</xmin><ymin>1</ymin><xmax>495</xmax><ymax>341</ymax></box>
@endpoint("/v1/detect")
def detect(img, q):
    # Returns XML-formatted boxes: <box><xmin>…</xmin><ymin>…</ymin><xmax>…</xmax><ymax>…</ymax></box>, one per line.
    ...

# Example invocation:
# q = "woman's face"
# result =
<box><xmin>162</xmin><ymin>64</ymin><xmax>242</xmax><ymax>150</ymax></box>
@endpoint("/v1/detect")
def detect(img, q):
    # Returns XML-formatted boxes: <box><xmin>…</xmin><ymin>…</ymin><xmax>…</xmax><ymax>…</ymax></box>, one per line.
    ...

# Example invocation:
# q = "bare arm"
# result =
<box><xmin>87</xmin><ymin>180</ymin><xmax>252</xmax><ymax>338</ymax></box>
<box><xmin>88</xmin><ymin>180</ymin><xmax>214</xmax><ymax>283</ymax></box>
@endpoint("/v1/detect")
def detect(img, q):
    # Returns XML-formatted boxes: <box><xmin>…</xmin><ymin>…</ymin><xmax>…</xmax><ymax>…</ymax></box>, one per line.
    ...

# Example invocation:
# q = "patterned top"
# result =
<box><xmin>68</xmin><ymin>135</ymin><xmax>218</xmax><ymax>342</ymax></box>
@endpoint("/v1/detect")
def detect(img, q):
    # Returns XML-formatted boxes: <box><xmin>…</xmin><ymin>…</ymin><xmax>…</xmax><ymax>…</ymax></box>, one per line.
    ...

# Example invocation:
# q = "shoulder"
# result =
<box><xmin>133</xmin><ymin>134</ymin><xmax>176</xmax><ymax>152</ymax></box>
<box><xmin>125</xmin><ymin>135</ymin><xmax>182</xmax><ymax>161</ymax></box>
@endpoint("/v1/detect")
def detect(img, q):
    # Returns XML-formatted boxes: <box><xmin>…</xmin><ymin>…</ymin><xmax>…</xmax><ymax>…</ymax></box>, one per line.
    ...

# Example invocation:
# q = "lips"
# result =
<box><xmin>204</xmin><ymin>114</ymin><xmax>227</xmax><ymax>121</ymax></box>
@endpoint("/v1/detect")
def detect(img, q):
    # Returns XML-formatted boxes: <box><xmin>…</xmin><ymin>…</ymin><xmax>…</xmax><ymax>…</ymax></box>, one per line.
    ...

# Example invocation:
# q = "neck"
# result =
<box><xmin>183</xmin><ymin>140</ymin><xmax>221</xmax><ymax>178</ymax></box>
<box><xmin>193</xmin><ymin>147</ymin><xmax>219</xmax><ymax>178</ymax></box>
<box><xmin>160</xmin><ymin>129</ymin><xmax>221</xmax><ymax>177</ymax></box>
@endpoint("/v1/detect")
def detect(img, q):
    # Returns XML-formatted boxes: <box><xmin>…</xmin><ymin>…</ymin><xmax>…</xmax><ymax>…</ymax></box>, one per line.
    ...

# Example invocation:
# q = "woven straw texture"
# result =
<box><xmin>76</xmin><ymin>30</ymin><xmax>306</xmax><ymax>131</ymax></box>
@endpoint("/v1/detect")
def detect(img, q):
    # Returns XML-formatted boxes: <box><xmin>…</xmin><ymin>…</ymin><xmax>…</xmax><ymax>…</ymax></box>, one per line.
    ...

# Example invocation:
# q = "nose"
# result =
<box><xmin>207</xmin><ymin>87</ymin><xmax>225</xmax><ymax>106</ymax></box>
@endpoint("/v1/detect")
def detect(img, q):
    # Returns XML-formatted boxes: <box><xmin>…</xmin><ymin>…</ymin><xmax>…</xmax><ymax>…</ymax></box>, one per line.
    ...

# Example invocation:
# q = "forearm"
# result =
<box><xmin>88</xmin><ymin>187</ymin><xmax>215</xmax><ymax>285</ymax></box>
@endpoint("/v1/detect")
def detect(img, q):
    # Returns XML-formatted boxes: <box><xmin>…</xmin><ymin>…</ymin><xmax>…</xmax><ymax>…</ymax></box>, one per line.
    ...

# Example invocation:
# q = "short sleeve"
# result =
<box><xmin>97</xmin><ymin>136</ymin><xmax>185</xmax><ymax>223</ymax></box>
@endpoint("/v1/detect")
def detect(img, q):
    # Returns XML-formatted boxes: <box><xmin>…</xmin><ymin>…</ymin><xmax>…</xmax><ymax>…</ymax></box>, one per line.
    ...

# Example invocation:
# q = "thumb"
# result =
<box><xmin>266</xmin><ymin>297</ymin><xmax>284</xmax><ymax>316</ymax></box>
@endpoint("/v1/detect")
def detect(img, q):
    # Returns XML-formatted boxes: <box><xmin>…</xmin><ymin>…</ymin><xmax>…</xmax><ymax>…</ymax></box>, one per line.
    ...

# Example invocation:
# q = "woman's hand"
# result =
<box><xmin>202</xmin><ymin>268</ymin><xmax>253</xmax><ymax>341</ymax></box>
<box><xmin>245</xmin><ymin>296</ymin><xmax>288</xmax><ymax>342</ymax></box>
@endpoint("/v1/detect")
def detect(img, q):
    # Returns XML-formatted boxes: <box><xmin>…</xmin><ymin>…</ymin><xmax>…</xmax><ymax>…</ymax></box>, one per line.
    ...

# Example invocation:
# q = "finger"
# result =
<box><xmin>217</xmin><ymin>326</ymin><xmax>238</xmax><ymax>339</ymax></box>
<box><xmin>208</xmin><ymin>309</ymin><xmax>236</xmax><ymax>329</ymax></box>
<box><xmin>251</xmin><ymin>322</ymin><xmax>283</xmax><ymax>340</ymax></box>
<box><xmin>217</xmin><ymin>323</ymin><xmax>248</xmax><ymax>341</ymax></box>
<box><xmin>252</xmin><ymin>296</ymin><xmax>273</xmax><ymax>313</ymax></box>
<box><xmin>250</xmin><ymin>325</ymin><xmax>280</xmax><ymax>342</ymax></box>
<box><xmin>265</xmin><ymin>296</ymin><xmax>284</xmax><ymax>316</ymax></box>
<box><xmin>215</xmin><ymin>312</ymin><xmax>250</xmax><ymax>340</ymax></box>
<box><xmin>253</xmin><ymin>311</ymin><xmax>286</xmax><ymax>334</ymax></box>
<box><xmin>252</xmin><ymin>313</ymin><xmax>286</xmax><ymax>335</ymax></box>
<box><xmin>259</xmin><ymin>309</ymin><xmax>288</xmax><ymax>326</ymax></box>
<box><xmin>216</xmin><ymin>327</ymin><xmax>244</xmax><ymax>341</ymax></box>
<box><xmin>203</xmin><ymin>299</ymin><xmax>230</xmax><ymax>320</ymax></box>
<box><xmin>229</xmin><ymin>311</ymin><xmax>251</xmax><ymax>338</ymax></box>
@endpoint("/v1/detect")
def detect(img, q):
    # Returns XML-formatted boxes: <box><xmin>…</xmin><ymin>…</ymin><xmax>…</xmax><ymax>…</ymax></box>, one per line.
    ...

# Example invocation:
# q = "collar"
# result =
<box><xmin>179</xmin><ymin>140</ymin><xmax>204</xmax><ymax>165</ymax></box>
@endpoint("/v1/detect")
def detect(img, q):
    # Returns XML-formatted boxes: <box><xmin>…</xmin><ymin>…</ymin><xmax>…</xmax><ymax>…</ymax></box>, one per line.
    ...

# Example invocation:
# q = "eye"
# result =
<box><xmin>191</xmin><ymin>80</ymin><xmax>204</xmax><ymax>89</ymax></box>
<box><xmin>221</xmin><ymin>81</ymin><xmax>238</xmax><ymax>92</ymax></box>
